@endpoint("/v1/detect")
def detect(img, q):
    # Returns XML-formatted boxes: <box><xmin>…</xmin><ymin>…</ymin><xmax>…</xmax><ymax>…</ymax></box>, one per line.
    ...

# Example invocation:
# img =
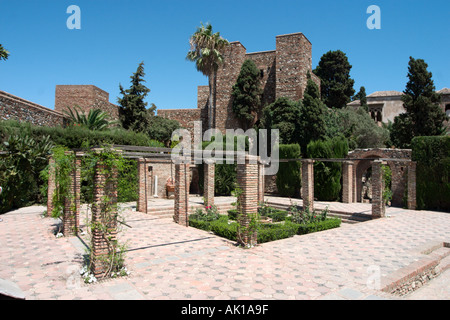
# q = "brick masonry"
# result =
<box><xmin>301</xmin><ymin>159</ymin><xmax>315</xmax><ymax>211</ymax></box>
<box><xmin>173</xmin><ymin>161</ymin><xmax>190</xmax><ymax>227</ymax></box>
<box><xmin>62</xmin><ymin>154</ymin><xmax>81</xmax><ymax>237</ymax></box>
<box><xmin>347</xmin><ymin>148</ymin><xmax>412</xmax><ymax>207</ymax></box>
<box><xmin>137</xmin><ymin>158</ymin><xmax>177</xmax><ymax>214</ymax></box>
<box><xmin>407</xmin><ymin>161</ymin><xmax>417</xmax><ymax>210</ymax></box>
<box><xmin>204</xmin><ymin>160</ymin><xmax>215</xmax><ymax>207</ymax></box>
<box><xmin>236</xmin><ymin>155</ymin><xmax>259</xmax><ymax>247</ymax></box>
<box><xmin>55</xmin><ymin>85</ymin><xmax>119</xmax><ymax>120</ymax></box>
<box><xmin>342</xmin><ymin>161</ymin><xmax>355</xmax><ymax>204</ymax></box>
<box><xmin>47</xmin><ymin>157</ymin><xmax>56</xmax><ymax>217</ymax></box>
<box><xmin>371</xmin><ymin>160</ymin><xmax>386</xmax><ymax>219</ymax></box>
<box><xmin>90</xmin><ymin>159</ymin><xmax>119</xmax><ymax>278</ymax></box>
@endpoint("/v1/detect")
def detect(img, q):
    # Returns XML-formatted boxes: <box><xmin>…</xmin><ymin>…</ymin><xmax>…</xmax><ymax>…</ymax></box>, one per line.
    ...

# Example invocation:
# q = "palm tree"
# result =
<box><xmin>64</xmin><ymin>106</ymin><xmax>117</xmax><ymax>131</ymax></box>
<box><xmin>0</xmin><ymin>44</ymin><xmax>9</xmax><ymax>61</ymax></box>
<box><xmin>186</xmin><ymin>23</ymin><xmax>229</xmax><ymax>129</ymax></box>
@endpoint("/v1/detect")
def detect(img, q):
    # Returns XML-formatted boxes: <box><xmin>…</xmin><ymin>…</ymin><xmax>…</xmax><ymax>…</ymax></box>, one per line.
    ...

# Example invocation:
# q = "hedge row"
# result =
<box><xmin>0</xmin><ymin>120</ymin><xmax>164</xmax><ymax>149</ymax></box>
<box><xmin>188</xmin><ymin>214</ymin><xmax>341</xmax><ymax>244</ymax></box>
<box><xmin>411</xmin><ymin>136</ymin><xmax>450</xmax><ymax>211</ymax></box>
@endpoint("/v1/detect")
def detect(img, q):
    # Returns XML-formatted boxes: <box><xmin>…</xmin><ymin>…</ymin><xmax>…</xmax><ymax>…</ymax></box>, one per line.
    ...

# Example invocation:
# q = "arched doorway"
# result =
<box><xmin>347</xmin><ymin>148</ymin><xmax>411</xmax><ymax>207</ymax></box>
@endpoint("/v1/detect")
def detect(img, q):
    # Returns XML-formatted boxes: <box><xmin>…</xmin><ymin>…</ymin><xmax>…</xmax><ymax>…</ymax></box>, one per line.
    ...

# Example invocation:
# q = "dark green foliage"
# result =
<box><xmin>353</xmin><ymin>86</ymin><xmax>368</xmax><ymax>111</ymax></box>
<box><xmin>390</xmin><ymin>113</ymin><xmax>414</xmax><ymax>148</ymax></box>
<box><xmin>146</xmin><ymin>104</ymin><xmax>180</xmax><ymax>146</ymax></box>
<box><xmin>0</xmin><ymin>120</ymin><xmax>163</xmax><ymax>149</ymax></box>
<box><xmin>391</xmin><ymin>57</ymin><xmax>447</xmax><ymax>148</ymax></box>
<box><xmin>231</xmin><ymin>59</ymin><xmax>262</xmax><ymax>130</ymax></box>
<box><xmin>295</xmin><ymin>218</ymin><xmax>341</xmax><ymax>235</ymax></box>
<box><xmin>261</xmin><ymin>97</ymin><xmax>302</xmax><ymax>145</ymax></box>
<box><xmin>324</xmin><ymin>107</ymin><xmax>389</xmax><ymax>149</ymax></box>
<box><xmin>118</xmin><ymin>62</ymin><xmax>151</xmax><ymax>133</ymax></box>
<box><xmin>299</xmin><ymin>76</ymin><xmax>327</xmax><ymax>153</ymax></box>
<box><xmin>313</xmin><ymin>50</ymin><xmax>355</xmax><ymax>109</ymax></box>
<box><xmin>0</xmin><ymin>128</ymin><xmax>53</xmax><ymax>213</ymax></box>
<box><xmin>306</xmin><ymin>137</ymin><xmax>349</xmax><ymax>201</ymax></box>
<box><xmin>257</xmin><ymin>221</ymin><xmax>299</xmax><ymax>244</ymax></box>
<box><xmin>276</xmin><ymin>144</ymin><xmax>301</xmax><ymax>197</ymax></box>
<box><xmin>64</xmin><ymin>106</ymin><xmax>117</xmax><ymax>131</ymax></box>
<box><xmin>411</xmin><ymin>136</ymin><xmax>450</xmax><ymax>211</ymax></box>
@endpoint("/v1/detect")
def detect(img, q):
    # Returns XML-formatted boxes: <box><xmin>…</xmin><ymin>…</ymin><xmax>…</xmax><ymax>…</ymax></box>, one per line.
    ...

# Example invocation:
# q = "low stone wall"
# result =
<box><xmin>0</xmin><ymin>90</ymin><xmax>66</xmax><ymax>127</ymax></box>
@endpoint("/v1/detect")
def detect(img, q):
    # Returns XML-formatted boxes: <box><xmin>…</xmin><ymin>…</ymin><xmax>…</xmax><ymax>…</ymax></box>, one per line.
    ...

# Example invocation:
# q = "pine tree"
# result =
<box><xmin>118</xmin><ymin>62</ymin><xmax>151</xmax><ymax>133</ymax></box>
<box><xmin>231</xmin><ymin>59</ymin><xmax>262</xmax><ymax>130</ymax></box>
<box><xmin>299</xmin><ymin>75</ymin><xmax>327</xmax><ymax>153</ymax></box>
<box><xmin>391</xmin><ymin>57</ymin><xmax>446</xmax><ymax>148</ymax></box>
<box><xmin>313</xmin><ymin>50</ymin><xmax>355</xmax><ymax>109</ymax></box>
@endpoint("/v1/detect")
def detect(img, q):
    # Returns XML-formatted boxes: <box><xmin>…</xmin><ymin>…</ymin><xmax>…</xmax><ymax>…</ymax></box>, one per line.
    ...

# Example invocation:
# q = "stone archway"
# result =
<box><xmin>347</xmin><ymin>149</ymin><xmax>412</xmax><ymax>207</ymax></box>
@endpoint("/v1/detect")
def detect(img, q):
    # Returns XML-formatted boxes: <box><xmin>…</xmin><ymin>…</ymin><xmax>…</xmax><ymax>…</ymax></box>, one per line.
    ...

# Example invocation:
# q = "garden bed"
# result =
<box><xmin>188</xmin><ymin>205</ymin><xmax>341</xmax><ymax>245</ymax></box>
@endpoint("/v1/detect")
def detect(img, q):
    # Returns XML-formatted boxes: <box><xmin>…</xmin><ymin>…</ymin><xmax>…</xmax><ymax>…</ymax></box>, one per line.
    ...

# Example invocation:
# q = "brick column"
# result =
<box><xmin>407</xmin><ymin>161</ymin><xmax>417</xmax><ymax>210</ymax></box>
<box><xmin>62</xmin><ymin>153</ymin><xmax>81</xmax><ymax>236</ymax></box>
<box><xmin>372</xmin><ymin>160</ymin><xmax>386</xmax><ymax>219</ymax></box>
<box><xmin>204</xmin><ymin>160</ymin><xmax>215</xmax><ymax>207</ymax></box>
<box><xmin>137</xmin><ymin>158</ymin><xmax>148</xmax><ymax>214</ymax></box>
<box><xmin>174</xmin><ymin>160</ymin><xmax>190</xmax><ymax>227</ymax></box>
<box><xmin>301</xmin><ymin>159</ymin><xmax>315</xmax><ymax>211</ymax></box>
<box><xmin>342</xmin><ymin>161</ymin><xmax>354</xmax><ymax>203</ymax></box>
<box><xmin>236</xmin><ymin>155</ymin><xmax>259</xmax><ymax>247</ymax></box>
<box><xmin>90</xmin><ymin>157</ymin><xmax>119</xmax><ymax>278</ymax></box>
<box><xmin>47</xmin><ymin>156</ymin><xmax>56</xmax><ymax>217</ymax></box>
<box><xmin>257</xmin><ymin>160</ymin><xmax>266</xmax><ymax>205</ymax></box>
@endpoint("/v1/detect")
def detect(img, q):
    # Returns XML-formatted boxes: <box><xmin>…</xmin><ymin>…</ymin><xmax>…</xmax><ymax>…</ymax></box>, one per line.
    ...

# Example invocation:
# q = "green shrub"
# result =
<box><xmin>276</xmin><ymin>144</ymin><xmax>301</xmax><ymax>197</ymax></box>
<box><xmin>411</xmin><ymin>136</ymin><xmax>450</xmax><ymax>211</ymax></box>
<box><xmin>257</xmin><ymin>221</ymin><xmax>298</xmax><ymax>243</ymax></box>
<box><xmin>306</xmin><ymin>136</ymin><xmax>348</xmax><ymax>201</ymax></box>
<box><xmin>0</xmin><ymin>128</ymin><xmax>53</xmax><ymax>213</ymax></box>
<box><xmin>0</xmin><ymin>120</ymin><xmax>163</xmax><ymax>149</ymax></box>
<box><xmin>295</xmin><ymin>218</ymin><xmax>341</xmax><ymax>235</ymax></box>
<box><xmin>227</xmin><ymin>209</ymin><xmax>238</xmax><ymax>220</ymax></box>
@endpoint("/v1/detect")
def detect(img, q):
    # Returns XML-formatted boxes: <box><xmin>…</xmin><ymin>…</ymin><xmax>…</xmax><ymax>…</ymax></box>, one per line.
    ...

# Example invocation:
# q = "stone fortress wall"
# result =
<box><xmin>158</xmin><ymin>32</ymin><xmax>321</xmax><ymax>135</ymax></box>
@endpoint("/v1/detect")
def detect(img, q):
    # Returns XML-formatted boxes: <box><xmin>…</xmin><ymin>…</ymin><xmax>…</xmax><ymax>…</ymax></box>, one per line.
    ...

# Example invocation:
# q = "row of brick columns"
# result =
<box><xmin>172</xmin><ymin>155</ymin><xmax>265</xmax><ymax>247</ymax></box>
<box><xmin>302</xmin><ymin>159</ymin><xmax>417</xmax><ymax>218</ymax></box>
<box><xmin>47</xmin><ymin>150</ymin><xmax>120</xmax><ymax>278</ymax></box>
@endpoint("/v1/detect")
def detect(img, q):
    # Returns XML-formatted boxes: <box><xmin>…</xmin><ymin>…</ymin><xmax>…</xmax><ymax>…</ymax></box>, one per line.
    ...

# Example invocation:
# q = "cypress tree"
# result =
<box><xmin>231</xmin><ymin>59</ymin><xmax>262</xmax><ymax>130</ymax></box>
<box><xmin>299</xmin><ymin>75</ymin><xmax>327</xmax><ymax>153</ymax></box>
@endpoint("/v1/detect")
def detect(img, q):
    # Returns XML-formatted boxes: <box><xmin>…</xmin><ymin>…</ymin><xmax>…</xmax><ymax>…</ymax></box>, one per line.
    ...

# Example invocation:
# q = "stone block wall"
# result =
<box><xmin>55</xmin><ymin>85</ymin><xmax>119</xmax><ymax>120</ymax></box>
<box><xmin>157</xmin><ymin>108</ymin><xmax>203</xmax><ymax>138</ymax></box>
<box><xmin>158</xmin><ymin>32</ymin><xmax>319</xmax><ymax>135</ymax></box>
<box><xmin>0</xmin><ymin>90</ymin><xmax>66</xmax><ymax>126</ymax></box>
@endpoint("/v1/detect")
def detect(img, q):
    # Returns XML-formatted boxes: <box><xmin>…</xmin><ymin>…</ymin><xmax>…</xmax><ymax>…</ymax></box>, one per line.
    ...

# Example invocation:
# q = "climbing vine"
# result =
<box><xmin>50</xmin><ymin>146</ymin><xmax>77</xmax><ymax>235</ymax></box>
<box><xmin>233</xmin><ymin>187</ymin><xmax>259</xmax><ymax>248</ymax></box>
<box><xmin>82</xmin><ymin>146</ymin><xmax>130</xmax><ymax>280</ymax></box>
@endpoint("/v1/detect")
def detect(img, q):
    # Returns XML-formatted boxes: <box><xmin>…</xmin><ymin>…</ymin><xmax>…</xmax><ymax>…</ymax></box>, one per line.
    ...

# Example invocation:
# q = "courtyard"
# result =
<box><xmin>0</xmin><ymin>196</ymin><xmax>448</xmax><ymax>301</ymax></box>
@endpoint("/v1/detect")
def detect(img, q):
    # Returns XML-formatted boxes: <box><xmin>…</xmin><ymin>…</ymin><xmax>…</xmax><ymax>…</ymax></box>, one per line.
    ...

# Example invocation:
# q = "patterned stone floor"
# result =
<box><xmin>0</xmin><ymin>199</ymin><xmax>449</xmax><ymax>300</ymax></box>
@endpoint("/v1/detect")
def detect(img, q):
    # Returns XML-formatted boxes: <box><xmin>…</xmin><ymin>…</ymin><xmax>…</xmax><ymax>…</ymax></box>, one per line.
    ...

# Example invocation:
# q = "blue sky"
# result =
<box><xmin>0</xmin><ymin>0</ymin><xmax>449</xmax><ymax>111</ymax></box>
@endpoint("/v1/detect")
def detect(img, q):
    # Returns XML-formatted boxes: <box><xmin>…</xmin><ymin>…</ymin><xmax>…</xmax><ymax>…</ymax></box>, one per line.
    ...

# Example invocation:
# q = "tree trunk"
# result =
<box><xmin>213</xmin><ymin>70</ymin><xmax>217</xmax><ymax>129</ymax></box>
<box><xmin>208</xmin><ymin>76</ymin><xmax>213</xmax><ymax>130</ymax></box>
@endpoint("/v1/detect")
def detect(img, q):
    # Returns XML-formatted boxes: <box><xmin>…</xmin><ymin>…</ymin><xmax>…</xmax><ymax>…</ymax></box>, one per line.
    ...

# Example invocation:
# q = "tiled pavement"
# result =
<box><xmin>0</xmin><ymin>199</ymin><xmax>449</xmax><ymax>300</ymax></box>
